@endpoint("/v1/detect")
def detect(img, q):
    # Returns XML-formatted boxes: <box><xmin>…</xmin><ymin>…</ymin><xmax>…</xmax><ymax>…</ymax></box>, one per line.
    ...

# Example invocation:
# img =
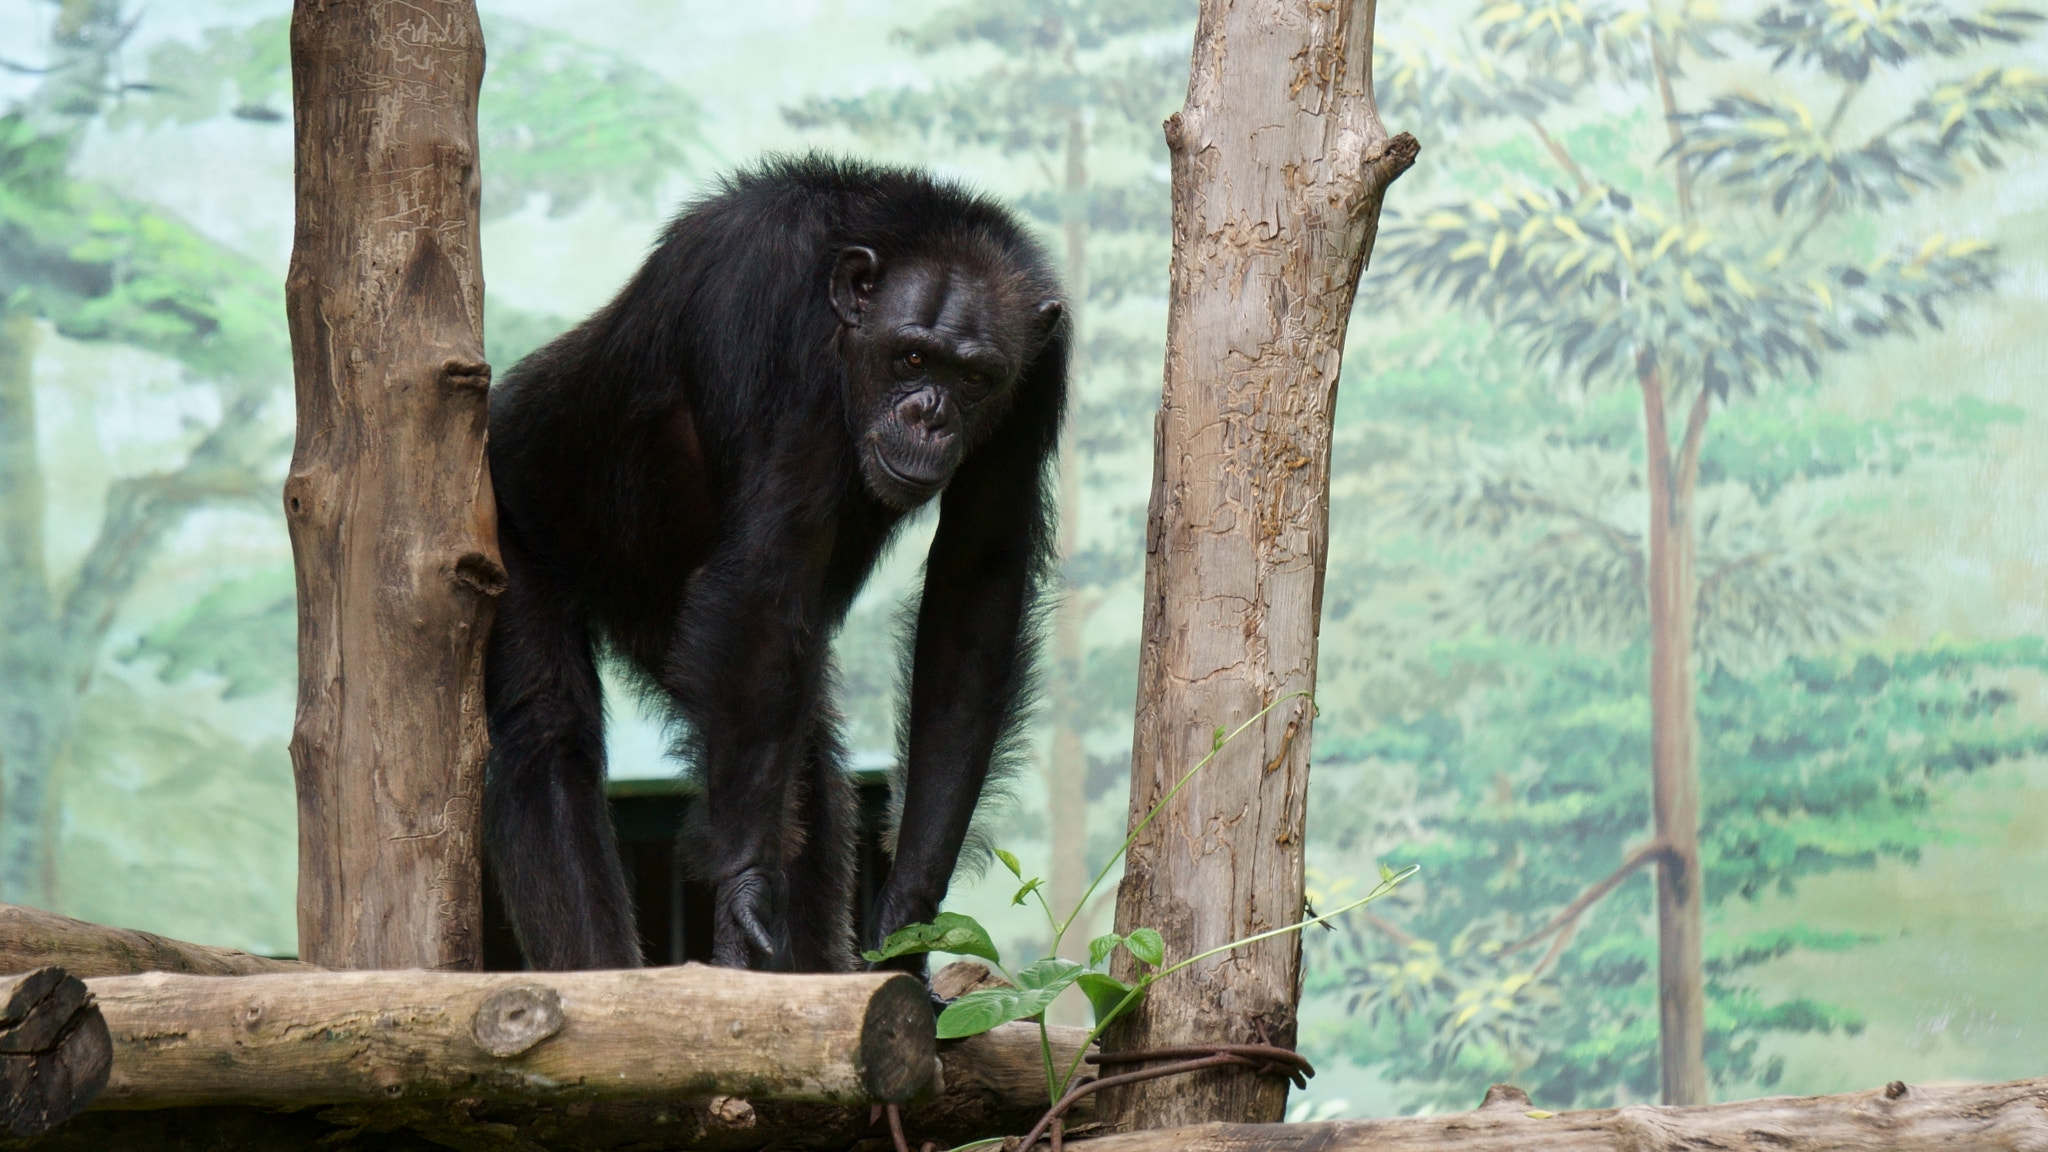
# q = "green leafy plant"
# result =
<box><xmin>864</xmin><ymin>698</ymin><xmax>1418</xmax><ymax>1107</ymax></box>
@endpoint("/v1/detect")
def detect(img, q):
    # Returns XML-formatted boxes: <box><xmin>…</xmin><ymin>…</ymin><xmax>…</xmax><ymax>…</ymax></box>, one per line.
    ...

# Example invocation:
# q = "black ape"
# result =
<box><xmin>484</xmin><ymin>157</ymin><xmax>1066</xmax><ymax>973</ymax></box>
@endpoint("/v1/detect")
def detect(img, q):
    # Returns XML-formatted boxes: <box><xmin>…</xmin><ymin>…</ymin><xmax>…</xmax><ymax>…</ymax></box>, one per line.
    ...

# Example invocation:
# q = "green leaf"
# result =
<box><xmin>1076</xmin><ymin>973</ymin><xmax>1142</xmax><ymax>1027</ymax></box>
<box><xmin>1379</xmin><ymin>862</ymin><xmax>1396</xmax><ymax>883</ymax></box>
<box><xmin>1010</xmin><ymin>877</ymin><xmax>1045</xmax><ymax>906</ymax></box>
<box><xmin>934</xmin><ymin>988</ymin><xmax>1025</xmax><ymax>1039</ymax></box>
<box><xmin>1013</xmin><ymin>957</ymin><xmax>1085</xmax><ymax>993</ymax></box>
<box><xmin>861</xmin><ymin>912</ymin><xmax>1002</xmax><ymax>965</ymax></box>
<box><xmin>934</xmin><ymin>976</ymin><xmax>1071</xmax><ymax>1040</ymax></box>
<box><xmin>1088</xmin><ymin>933</ymin><xmax>1125</xmax><ymax>969</ymax></box>
<box><xmin>1126</xmin><ymin>928</ymin><xmax>1166</xmax><ymax>968</ymax></box>
<box><xmin>995</xmin><ymin>848</ymin><xmax>1024</xmax><ymax>879</ymax></box>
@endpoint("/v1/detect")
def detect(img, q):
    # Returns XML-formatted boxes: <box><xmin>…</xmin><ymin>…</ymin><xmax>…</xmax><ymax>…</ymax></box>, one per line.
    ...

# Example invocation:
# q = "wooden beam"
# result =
<box><xmin>20</xmin><ymin>1019</ymin><xmax>1088</xmax><ymax>1150</ymax></box>
<box><xmin>0</xmin><ymin>903</ymin><xmax>312</xmax><ymax>979</ymax></box>
<box><xmin>84</xmin><ymin>966</ymin><xmax>937</xmax><ymax>1110</ymax></box>
<box><xmin>1071</xmin><ymin>1079</ymin><xmax>2048</xmax><ymax>1151</ymax></box>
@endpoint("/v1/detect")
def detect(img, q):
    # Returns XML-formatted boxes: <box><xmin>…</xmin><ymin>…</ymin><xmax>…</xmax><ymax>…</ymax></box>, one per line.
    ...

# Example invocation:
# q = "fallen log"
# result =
<box><xmin>1072</xmin><ymin>1078</ymin><xmax>2048</xmax><ymax>1151</ymax></box>
<box><xmin>0</xmin><ymin>905</ymin><xmax>312</xmax><ymax>980</ymax></box>
<box><xmin>0</xmin><ymin>969</ymin><xmax>110</xmax><ymax>1138</ymax></box>
<box><xmin>86</xmin><ymin>965</ymin><xmax>936</xmax><ymax>1110</ymax></box>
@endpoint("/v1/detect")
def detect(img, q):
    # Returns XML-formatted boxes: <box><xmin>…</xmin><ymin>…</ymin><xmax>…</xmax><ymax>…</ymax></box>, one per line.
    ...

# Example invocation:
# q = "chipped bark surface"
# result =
<box><xmin>82</xmin><ymin>966</ymin><xmax>936</xmax><ymax>1109</ymax></box>
<box><xmin>0</xmin><ymin>904</ymin><xmax>313</xmax><ymax>980</ymax></box>
<box><xmin>7</xmin><ymin>1020</ymin><xmax>1083</xmax><ymax>1150</ymax></box>
<box><xmin>1061</xmin><ymin>1076</ymin><xmax>2048</xmax><ymax>1151</ymax></box>
<box><xmin>1106</xmin><ymin>0</ymin><xmax>1415</xmax><ymax>1132</ymax></box>
<box><xmin>285</xmin><ymin>0</ymin><xmax>502</xmax><ymax>970</ymax></box>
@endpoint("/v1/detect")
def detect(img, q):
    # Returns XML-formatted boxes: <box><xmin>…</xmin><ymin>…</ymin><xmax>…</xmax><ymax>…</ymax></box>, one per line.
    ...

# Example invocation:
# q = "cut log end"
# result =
<box><xmin>0</xmin><ymin>968</ymin><xmax>111</xmax><ymax>1138</ymax></box>
<box><xmin>859</xmin><ymin>973</ymin><xmax>942</xmax><ymax>1104</ymax></box>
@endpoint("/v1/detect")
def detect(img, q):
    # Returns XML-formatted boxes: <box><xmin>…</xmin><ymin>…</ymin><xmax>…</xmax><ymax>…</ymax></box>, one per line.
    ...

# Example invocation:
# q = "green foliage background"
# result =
<box><xmin>2</xmin><ymin>0</ymin><xmax>2045</xmax><ymax>1118</ymax></box>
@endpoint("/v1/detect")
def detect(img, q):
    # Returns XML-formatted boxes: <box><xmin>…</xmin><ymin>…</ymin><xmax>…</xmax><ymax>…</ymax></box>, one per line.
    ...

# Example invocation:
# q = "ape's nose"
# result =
<box><xmin>896</xmin><ymin>387</ymin><xmax>957</xmax><ymax>435</ymax></box>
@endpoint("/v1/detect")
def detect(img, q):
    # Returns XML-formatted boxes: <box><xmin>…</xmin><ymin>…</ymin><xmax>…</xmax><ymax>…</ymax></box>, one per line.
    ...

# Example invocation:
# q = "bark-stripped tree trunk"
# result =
<box><xmin>1105</xmin><ymin>0</ymin><xmax>1414</xmax><ymax>1130</ymax></box>
<box><xmin>1639</xmin><ymin>353</ymin><xmax>1710</xmax><ymax>1104</ymax></box>
<box><xmin>285</xmin><ymin>0</ymin><xmax>503</xmax><ymax>971</ymax></box>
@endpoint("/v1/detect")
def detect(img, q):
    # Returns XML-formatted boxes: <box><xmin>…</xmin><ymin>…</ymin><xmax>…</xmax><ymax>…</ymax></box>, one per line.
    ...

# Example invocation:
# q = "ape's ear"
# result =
<box><xmin>831</xmin><ymin>247</ymin><xmax>881</xmax><ymax>327</ymax></box>
<box><xmin>1035</xmin><ymin>298</ymin><xmax>1065</xmax><ymax>338</ymax></box>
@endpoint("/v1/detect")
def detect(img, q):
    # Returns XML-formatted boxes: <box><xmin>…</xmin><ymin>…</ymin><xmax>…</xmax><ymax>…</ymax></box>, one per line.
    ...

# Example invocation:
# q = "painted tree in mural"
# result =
<box><xmin>1338</xmin><ymin>0</ymin><xmax>2048</xmax><ymax>1106</ymax></box>
<box><xmin>0</xmin><ymin>5</ymin><xmax>700</xmax><ymax>911</ymax></box>
<box><xmin>0</xmin><ymin>0</ymin><xmax>288</xmax><ymax>906</ymax></box>
<box><xmin>785</xmin><ymin>0</ymin><xmax>1192</xmax><ymax>969</ymax></box>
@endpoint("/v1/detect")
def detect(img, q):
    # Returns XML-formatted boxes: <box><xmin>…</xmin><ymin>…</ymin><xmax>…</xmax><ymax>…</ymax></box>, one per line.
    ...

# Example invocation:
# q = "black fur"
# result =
<box><xmin>484</xmin><ymin>156</ymin><xmax>1067</xmax><ymax>973</ymax></box>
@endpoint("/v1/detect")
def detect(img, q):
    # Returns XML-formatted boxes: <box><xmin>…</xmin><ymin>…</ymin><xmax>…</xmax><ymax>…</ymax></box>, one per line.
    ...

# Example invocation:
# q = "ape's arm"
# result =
<box><xmin>871</xmin><ymin>336</ymin><xmax>1066</xmax><ymax>950</ymax></box>
<box><xmin>661</xmin><ymin>469</ymin><xmax>841</xmax><ymax>970</ymax></box>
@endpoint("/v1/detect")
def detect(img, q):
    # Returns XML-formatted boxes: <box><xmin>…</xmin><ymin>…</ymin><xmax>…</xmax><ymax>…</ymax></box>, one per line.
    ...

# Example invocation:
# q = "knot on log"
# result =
<box><xmin>454</xmin><ymin>552</ymin><xmax>509</xmax><ymax>597</ymax></box>
<box><xmin>471</xmin><ymin>984</ymin><xmax>564</xmax><ymax>1058</ymax></box>
<box><xmin>1886</xmin><ymin>1080</ymin><xmax>1909</xmax><ymax>1100</ymax></box>
<box><xmin>1372</xmin><ymin>131</ymin><xmax>1422</xmax><ymax>181</ymax></box>
<box><xmin>0</xmin><ymin>967</ymin><xmax>112</xmax><ymax>1137</ymax></box>
<box><xmin>707</xmin><ymin>1095</ymin><xmax>757</xmax><ymax>1129</ymax></box>
<box><xmin>441</xmin><ymin>358</ymin><xmax>492</xmax><ymax>391</ymax></box>
<box><xmin>1479</xmin><ymin>1083</ymin><xmax>1533</xmax><ymax>1110</ymax></box>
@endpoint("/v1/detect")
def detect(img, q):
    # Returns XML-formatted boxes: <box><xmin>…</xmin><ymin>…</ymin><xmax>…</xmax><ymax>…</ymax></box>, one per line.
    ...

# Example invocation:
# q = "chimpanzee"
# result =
<box><xmin>483</xmin><ymin>156</ymin><xmax>1067</xmax><ymax>974</ymax></box>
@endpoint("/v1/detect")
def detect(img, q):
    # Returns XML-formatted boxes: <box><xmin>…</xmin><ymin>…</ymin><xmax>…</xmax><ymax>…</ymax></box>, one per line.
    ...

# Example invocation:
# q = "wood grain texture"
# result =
<box><xmin>9</xmin><ymin>1020</ymin><xmax>1087</xmax><ymax>1150</ymax></box>
<box><xmin>285</xmin><ymin>0</ymin><xmax>502</xmax><ymax>971</ymax></box>
<box><xmin>1066</xmin><ymin>1077</ymin><xmax>2048</xmax><ymax>1151</ymax></box>
<box><xmin>1109</xmin><ymin>0</ymin><xmax>1415</xmax><ymax>1131</ymax></box>
<box><xmin>85</xmin><ymin>966</ymin><xmax>938</xmax><ymax>1109</ymax></box>
<box><xmin>0</xmin><ymin>904</ymin><xmax>314</xmax><ymax>979</ymax></box>
<box><xmin>0</xmin><ymin>968</ymin><xmax>110</xmax><ymax>1138</ymax></box>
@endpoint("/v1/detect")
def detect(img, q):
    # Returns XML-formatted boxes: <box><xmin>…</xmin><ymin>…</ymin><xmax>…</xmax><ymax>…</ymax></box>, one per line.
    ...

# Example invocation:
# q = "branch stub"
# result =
<box><xmin>470</xmin><ymin>984</ymin><xmax>564</xmax><ymax>1058</ymax></box>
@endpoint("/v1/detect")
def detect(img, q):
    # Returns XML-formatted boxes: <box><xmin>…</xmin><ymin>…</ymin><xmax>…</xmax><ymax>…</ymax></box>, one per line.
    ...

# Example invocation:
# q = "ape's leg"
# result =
<box><xmin>781</xmin><ymin>698</ymin><xmax>859</xmax><ymax>972</ymax></box>
<box><xmin>485</xmin><ymin>533</ymin><xmax>640</xmax><ymax>970</ymax></box>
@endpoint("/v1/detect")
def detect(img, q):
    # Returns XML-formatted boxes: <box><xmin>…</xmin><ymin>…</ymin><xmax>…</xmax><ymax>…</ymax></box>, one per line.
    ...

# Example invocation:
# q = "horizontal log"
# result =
<box><xmin>1074</xmin><ymin>1078</ymin><xmax>2048</xmax><ymax>1151</ymax></box>
<box><xmin>8</xmin><ymin>1019</ymin><xmax>1089</xmax><ymax>1150</ymax></box>
<box><xmin>88</xmin><ymin>965</ymin><xmax>937</xmax><ymax>1109</ymax></box>
<box><xmin>0</xmin><ymin>905</ymin><xmax>312</xmax><ymax>980</ymax></box>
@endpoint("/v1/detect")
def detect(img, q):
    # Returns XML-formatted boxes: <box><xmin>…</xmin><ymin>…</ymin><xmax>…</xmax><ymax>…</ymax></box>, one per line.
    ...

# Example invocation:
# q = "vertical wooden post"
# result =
<box><xmin>284</xmin><ymin>0</ymin><xmax>502</xmax><ymax>970</ymax></box>
<box><xmin>1105</xmin><ymin>0</ymin><xmax>1414</xmax><ymax>1130</ymax></box>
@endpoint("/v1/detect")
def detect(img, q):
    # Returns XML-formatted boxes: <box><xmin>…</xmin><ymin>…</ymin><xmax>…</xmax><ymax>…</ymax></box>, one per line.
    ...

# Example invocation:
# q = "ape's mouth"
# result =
<box><xmin>876</xmin><ymin>454</ymin><xmax>947</xmax><ymax>491</ymax></box>
<box><xmin>863</xmin><ymin>444</ymin><xmax>951</xmax><ymax>509</ymax></box>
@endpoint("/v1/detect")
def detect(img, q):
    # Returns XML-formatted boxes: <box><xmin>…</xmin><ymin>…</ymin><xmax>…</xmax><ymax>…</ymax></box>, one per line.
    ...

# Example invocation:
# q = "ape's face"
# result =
<box><xmin>832</xmin><ymin>246</ymin><xmax>1059</xmax><ymax>510</ymax></box>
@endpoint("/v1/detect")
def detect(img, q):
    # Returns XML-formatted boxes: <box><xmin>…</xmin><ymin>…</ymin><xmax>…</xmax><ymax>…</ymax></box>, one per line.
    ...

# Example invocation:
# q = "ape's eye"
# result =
<box><xmin>902</xmin><ymin>351</ymin><xmax>925</xmax><ymax>369</ymax></box>
<box><xmin>964</xmin><ymin>372</ymin><xmax>986</xmax><ymax>388</ymax></box>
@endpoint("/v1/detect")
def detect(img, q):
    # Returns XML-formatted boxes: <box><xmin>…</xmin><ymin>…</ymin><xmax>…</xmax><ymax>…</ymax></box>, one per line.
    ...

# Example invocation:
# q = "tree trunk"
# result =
<box><xmin>1638</xmin><ymin>356</ymin><xmax>1709</xmax><ymax>1104</ymax></box>
<box><xmin>1047</xmin><ymin>104</ymin><xmax>1092</xmax><ymax>1024</ymax></box>
<box><xmin>285</xmin><ymin>0</ymin><xmax>504</xmax><ymax>971</ymax></box>
<box><xmin>1065</xmin><ymin>1078</ymin><xmax>2048</xmax><ymax>1151</ymax></box>
<box><xmin>0</xmin><ymin>305</ymin><xmax>62</xmax><ymax>908</ymax></box>
<box><xmin>1106</xmin><ymin>0</ymin><xmax>1414</xmax><ymax>1131</ymax></box>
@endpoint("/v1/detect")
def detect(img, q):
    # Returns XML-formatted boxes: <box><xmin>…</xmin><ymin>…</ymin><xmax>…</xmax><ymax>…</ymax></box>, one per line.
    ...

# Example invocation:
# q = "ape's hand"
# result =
<box><xmin>713</xmin><ymin>867</ymin><xmax>791</xmax><ymax>970</ymax></box>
